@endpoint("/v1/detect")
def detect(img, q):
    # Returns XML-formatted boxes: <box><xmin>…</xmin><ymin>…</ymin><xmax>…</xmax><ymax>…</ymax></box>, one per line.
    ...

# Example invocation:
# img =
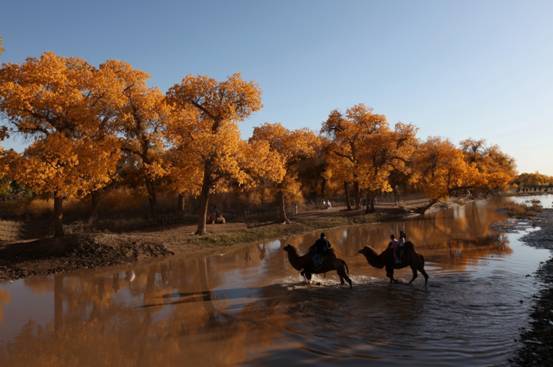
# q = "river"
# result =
<box><xmin>1</xmin><ymin>196</ymin><xmax>552</xmax><ymax>366</ymax></box>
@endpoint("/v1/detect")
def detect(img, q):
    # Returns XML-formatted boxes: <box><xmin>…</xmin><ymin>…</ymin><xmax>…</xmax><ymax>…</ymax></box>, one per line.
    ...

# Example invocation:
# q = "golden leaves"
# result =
<box><xmin>249</xmin><ymin>123</ymin><xmax>320</xmax><ymax>201</ymax></box>
<box><xmin>9</xmin><ymin>134</ymin><xmax>120</xmax><ymax>198</ymax></box>
<box><xmin>166</xmin><ymin>73</ymin><xmax>263</xmax><ymax>196</ymax></box>
<box><xmin>0</xmin><ymin>52</ymin><xmax>122</xmax><ymax>199</ymax></box>
<box><xmin>167</xmin><ymin>73</ymin><xmax>262</xmax><ymax>125</ymax></box>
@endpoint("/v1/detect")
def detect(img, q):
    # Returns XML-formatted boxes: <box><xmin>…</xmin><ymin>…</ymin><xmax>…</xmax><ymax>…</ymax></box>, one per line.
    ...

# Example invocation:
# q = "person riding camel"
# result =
<box><xmin>388</xmin><ymin>234</ymin><xmax>401</xmax><ymax>265</ymax></box>
<box><xmin>398</xmin><ymin>230</ymin><xmax>407</xmax><ymax>261</ymax></box>
<box><xmin>309</xmin><ymin>233</ymin><xmax>333</xmax><ymax>269</ymax></box>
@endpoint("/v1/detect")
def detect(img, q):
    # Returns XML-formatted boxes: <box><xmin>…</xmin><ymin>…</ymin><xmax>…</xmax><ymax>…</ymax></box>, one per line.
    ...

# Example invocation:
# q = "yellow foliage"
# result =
<box><xmin>410</xmin><ymin>137</ymin><xmax>470</xmax><ymax>200</ymax></box>
<box><xmin>9</xmin><ymin>134</ymin><xmax>119</xmax><ymax>198</ymax></box>
<box><xmin>99</xmin><ymin>60</ymin><xmax>171</xmax><ymax>188</ymax></box>
<box><xmin>166</xmin><ymin>73</ymin><xmax>265</xmax><ymax>194</ymax></box>
<box><xmin>250</xmin><ymin>123</ymin><xmax>319</xmax><ymax>204</ymax></box>
<box><xmin>0</xmin><ymin>52</ymin><xmax>122</xmax><ymax>200</ymax></box>
<box><xmin>166</xmin><ymin>73</ymin><xmax>263</xmax><ymax>232</ymax></box>
<box><xmin>460</xmin><ymin>139</ymin><xmax>516</xmax><ymax>192</ymax></box>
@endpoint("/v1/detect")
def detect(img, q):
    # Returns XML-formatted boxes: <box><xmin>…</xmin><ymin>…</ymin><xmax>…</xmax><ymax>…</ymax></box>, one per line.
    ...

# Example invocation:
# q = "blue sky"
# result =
<box><xmin>1</xmin><ymin>0</ymin><xmax>552</xmax><ymax>174</ymax></box>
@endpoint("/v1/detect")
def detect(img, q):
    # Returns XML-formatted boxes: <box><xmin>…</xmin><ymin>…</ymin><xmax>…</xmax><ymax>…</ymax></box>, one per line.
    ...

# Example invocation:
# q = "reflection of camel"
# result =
<box><xmin>283</xmin><ymin>244</ymin><xmax>352</xmax><ymax>288</ymax></box>
<box><xmin>358</xmin><ymin>243</ymin><xmax>428</xmax><ymax>285</ymax></box>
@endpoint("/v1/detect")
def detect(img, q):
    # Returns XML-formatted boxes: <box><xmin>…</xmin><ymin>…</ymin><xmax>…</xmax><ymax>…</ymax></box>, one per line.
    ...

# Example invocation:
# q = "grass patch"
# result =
<box><xmin>181</xmin><ymin>212</ymin><xmax>380</xmax><ymax>247</ymax></box>
<box><xmin>499</xmin><ymin>201</ymin><xmax>543</xmax><ymax>218</ymax></box>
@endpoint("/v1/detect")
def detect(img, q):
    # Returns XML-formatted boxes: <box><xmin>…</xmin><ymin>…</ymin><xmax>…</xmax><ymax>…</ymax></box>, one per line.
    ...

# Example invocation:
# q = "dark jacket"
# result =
<box><xmin>309</xmin><ymin>237</ymin><xmax>331</xmax><ymax>254</ymax></box>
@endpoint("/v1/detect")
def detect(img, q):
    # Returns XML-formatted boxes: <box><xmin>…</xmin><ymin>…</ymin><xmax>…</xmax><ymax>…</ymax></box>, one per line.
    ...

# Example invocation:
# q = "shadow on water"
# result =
<box><xmin>0</xmin><ymin>196</ymin><xmax>552</xmax><ymax>366</ymax></box>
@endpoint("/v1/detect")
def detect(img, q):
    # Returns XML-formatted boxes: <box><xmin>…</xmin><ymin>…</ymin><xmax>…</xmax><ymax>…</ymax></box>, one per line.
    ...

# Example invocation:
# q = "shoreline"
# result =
<box><xmin>511</xmin><ymin>208</ymin><xmax>553</xmax><ymax>366</ymax></box>
<box><xmin>0</xmin><ymin>208</ymin><xmax>398</xmax><ymax>282</ymax></box>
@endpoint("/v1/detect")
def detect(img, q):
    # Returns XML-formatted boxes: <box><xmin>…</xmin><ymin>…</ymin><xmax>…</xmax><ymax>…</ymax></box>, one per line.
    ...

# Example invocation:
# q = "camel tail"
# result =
<box><xmin>343</xmin><ymin>260</ymin><xmax>349</xmax><ymax>275</ymax></box>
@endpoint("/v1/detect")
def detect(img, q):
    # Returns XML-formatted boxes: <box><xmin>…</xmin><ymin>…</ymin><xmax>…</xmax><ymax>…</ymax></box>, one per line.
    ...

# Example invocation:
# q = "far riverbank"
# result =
<box><xmin>0</xmin><ymin>207</ymin><xmax>393</xmax><ymax>281</ymax></box>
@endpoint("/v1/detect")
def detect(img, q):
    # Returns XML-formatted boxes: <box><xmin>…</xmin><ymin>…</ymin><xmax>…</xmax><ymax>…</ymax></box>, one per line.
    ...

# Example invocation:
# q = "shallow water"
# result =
<box><xmin>0</xmin><ymin>198</ymin><xmax>551</xmax><ymax>366</ymax></box>
<box><xmin>510</xmin><ymin>193</ymin><xmax>553</xmax><ymax>209</ymax></box>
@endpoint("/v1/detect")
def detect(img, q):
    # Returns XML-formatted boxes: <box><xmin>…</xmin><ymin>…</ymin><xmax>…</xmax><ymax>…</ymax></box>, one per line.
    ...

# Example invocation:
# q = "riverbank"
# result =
<box><xmin>0</xmin><ymin>208</ymin><xmax>387</xmax><ymax>281</ymax></box>
<box><xmin>512</xmin><ymin>208</ymin><xmax>553</xmax><ymax>366</ymax></box>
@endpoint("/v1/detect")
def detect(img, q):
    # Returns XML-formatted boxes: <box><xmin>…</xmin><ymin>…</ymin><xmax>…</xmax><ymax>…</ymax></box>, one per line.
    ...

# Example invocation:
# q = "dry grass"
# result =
<box><xmin>499</xmin><ymin>201</ymin><xmax>543</xmax><ymax>218</ymax></box>
<box><xmin>175</xmin><ymin>212</ymin><xmax>381</xmax><ymax>248</ymax></box>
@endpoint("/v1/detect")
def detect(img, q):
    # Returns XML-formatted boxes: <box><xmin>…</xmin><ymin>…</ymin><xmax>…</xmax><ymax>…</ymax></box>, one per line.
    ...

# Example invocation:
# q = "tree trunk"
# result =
<box><xmin>196</xmin><ymin>168</ymin><xmax>211</xmax><ymax>235</ymax></box>
<box><xmin>145</xmin><ymin>180</ymin><xmax>157</xmax><ymax>219</ymax></box>
<box><xmin>365</xmin><ymin>191</ymin><xmax>376</xmax><ymax>213</ymax></box>
<box><xmin>53</xmin><ymin>194</ymin><xmax>64</xmax><ymax>237</ymax></box>
<box><xmin>393</xmin><ymin>186</ymin><xmax>400</xmax><ymax>207</ymax></box>
<box><xmin>414</xmin><ymin>199</ymin><xmax>439</xmax><ymax>215</ymax></box>
<box><xmin>344</xmin><ymin>181</ymin><xmax>352</xmax><ymax>210</ymax></box>
<box><xmin>320</xmin><ymin>178</ymin><xmax>327</xmax><ymax>199</ymax></box>
<box><xmin>177</xmin><ymin>193</ymin><xmax>185</xmax><ymax>212</ymax></box>
<box><xmin>278</xmin><ymin>190</ymin><xmax>291</xmax><ymax>224</ymax></box>
<box><xmin>353</xmin><ymin>181</ymin><xmax>361</xmax><ymax>209</ymax></box>
<box><xmin>88</xmin><ymin>190</ymin><xmax>100</xmax><ymax>225</ymax></box>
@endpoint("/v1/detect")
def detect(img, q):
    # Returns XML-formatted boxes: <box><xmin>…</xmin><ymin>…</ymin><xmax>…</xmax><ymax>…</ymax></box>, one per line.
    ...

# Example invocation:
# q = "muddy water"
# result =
<box><xmin>0</xmin><ymin>198</ymin><xmax>551</xmax><ymax>366</ymax></box>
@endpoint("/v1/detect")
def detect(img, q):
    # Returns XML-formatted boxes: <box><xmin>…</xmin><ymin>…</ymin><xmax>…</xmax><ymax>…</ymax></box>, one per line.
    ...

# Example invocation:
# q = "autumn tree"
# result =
<box><xmin>98</xmin><ymin>60</ymin><xmax>171</xmax><ymax>218</ymax></box>
<box><xmin>410</xmin><ymin>137</ymin><xmax>472</xmax><ymax>212</ymax></box>
<box><xmin>0</xmin><ymin>52</ymin><xmax>121</xmax><ymax>236</ymax></box>
<box><xmin>513</xmin><ymin>172</ymin><xmax>553</xmax><ymax>190</ymax></box>
<box><xmin>250</xmin><ymin>123</ymin><xmax>319</xmax><ymax>223</ymax></box>
<box><xmin>460</xmin><ymin>138</ymin><xmax>516</xmax><ymax>194</ymax></box>
<box><xmin>357</xmin><ymin>122</ymin><xmax>418</xmax><ymax>212</ymax></box>
<box><xmin>166</xmin><ymin>73</ymin><xmax>263</xmax><ymax>235</ymax></box>
<box><xmin>296</xmin><ymin>136</ymin><xmax>331</xmax><ymax>201</ymax></box>
<box><xmin>322</xmin><ymin>104</ymin><xmax>387</xmax><ymax>209</ymax></box>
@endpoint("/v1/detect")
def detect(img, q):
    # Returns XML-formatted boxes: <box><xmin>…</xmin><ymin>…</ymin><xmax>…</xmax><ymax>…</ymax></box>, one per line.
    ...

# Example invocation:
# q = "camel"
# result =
<box><xmin>283</xmin><ymin>244</ymin><xmax>352</xmax><ymax>288</ymax></box>
<box><xmin>358</xmin><ymin>242</ymin><xmax>428</xmax><ymax>285</ymax></box>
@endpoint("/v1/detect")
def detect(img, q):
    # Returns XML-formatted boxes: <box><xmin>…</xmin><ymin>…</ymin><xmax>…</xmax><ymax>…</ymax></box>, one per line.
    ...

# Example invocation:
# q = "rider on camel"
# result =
<box><xmin>309</xmin><ymin>233</ymin><xmax>333</xmax><ymax>269</ymax></box>
<box><xmin>388</xmin><ymin>234</ymin><xmax>401</xmax><ymax>265</ymax></box>
<box><xmin>388</xmin><ymin>231</ymin><xmax>408</xmax><ymax>265</ymax></box>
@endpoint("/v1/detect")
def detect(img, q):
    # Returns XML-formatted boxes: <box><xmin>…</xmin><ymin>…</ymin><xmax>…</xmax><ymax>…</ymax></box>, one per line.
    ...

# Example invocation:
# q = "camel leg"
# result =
<box><xmin>420</xmin><ymin>267</ymin><xmax>429</xmax><ymax>286</ymax></box>
<box><xmin>301</xmin><ymin>271</ymin><xmax>310</xmax><ymax>285</ymax></box>
<box><xmin>303</xmin><ymin>271</ymin><xmax>311</xmax><ymax>285</ymax></box>
<box><xmin>338</xmin><ymin>270</ymin><xmax>345</xmax><ymax>286</ymax></box>
<box><xmin>337</xmin><ymin>267</ymin><xmax>352</xmax><ymax>288</ymax></box>
<box><xmin>408</xmin><ymin>265</ymin><xmax>418</xmax><ymax>285</ymax></box>
<box><xmin>386</xmin><ymin>266</ymin><xmax>396</xmax><ymax>283</ymax></box>
<box><xmin>344</xmin><ymin>272</ymin><xmax>353</xmax><ymax>289</ymax></box>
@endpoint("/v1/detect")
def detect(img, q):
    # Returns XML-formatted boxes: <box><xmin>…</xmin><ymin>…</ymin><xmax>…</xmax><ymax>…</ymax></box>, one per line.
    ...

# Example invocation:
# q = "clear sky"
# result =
<box><xmin>1</xmin><ymin>0</ymin><xmax>552</xmax><ymax>174</ymax></box>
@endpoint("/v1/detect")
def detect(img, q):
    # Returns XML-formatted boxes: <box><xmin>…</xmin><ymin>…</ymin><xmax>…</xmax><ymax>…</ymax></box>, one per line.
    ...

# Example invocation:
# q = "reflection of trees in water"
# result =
<box><xmin>0</xmin><ymin>289</ymin><xmax>10</xmax><ymax>322</ymax></box>
<box><xmin>0</xmin><ymin>243</ymin><xmax>297</xmax><ymax>366</ymax></box>
<box><xmin>299</xmin><ymin>202</ymin><xmax>511</xmax><ymax>272</ymax></box>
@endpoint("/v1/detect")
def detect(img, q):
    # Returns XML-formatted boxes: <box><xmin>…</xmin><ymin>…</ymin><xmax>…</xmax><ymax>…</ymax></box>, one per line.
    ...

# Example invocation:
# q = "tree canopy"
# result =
<box><xmin>0</xmin><ymin>51</ymin><xmax>519</xmax><ymax>236</ymax></box>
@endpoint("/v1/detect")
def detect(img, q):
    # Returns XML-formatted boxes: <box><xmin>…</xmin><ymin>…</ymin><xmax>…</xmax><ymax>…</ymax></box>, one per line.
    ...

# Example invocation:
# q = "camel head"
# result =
<box><xmin>358</xmin><ymin>246</ymin><xmax>376</xmax><ymax>257</ymax></box>
<box><xmin>358</xmin><ymin>245</ymin><xmax>384</xmax><ymax>268</ymax></box>
<box><xmin>283</xmin><ymin>244</ymin><xmax>297</xmax><ymax>254</ymax></box>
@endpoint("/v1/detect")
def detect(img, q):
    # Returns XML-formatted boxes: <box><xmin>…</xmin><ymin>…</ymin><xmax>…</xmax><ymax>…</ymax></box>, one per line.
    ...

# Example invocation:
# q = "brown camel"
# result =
<box><xmin>358</xmin><ymin>242</ymin><xmax>429</xmax><ymax>285</ymax></box>
<box><xmin>283</xmin><ymin>244</ymin><xmax>352</xmax><ymax>288</ymax></box>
